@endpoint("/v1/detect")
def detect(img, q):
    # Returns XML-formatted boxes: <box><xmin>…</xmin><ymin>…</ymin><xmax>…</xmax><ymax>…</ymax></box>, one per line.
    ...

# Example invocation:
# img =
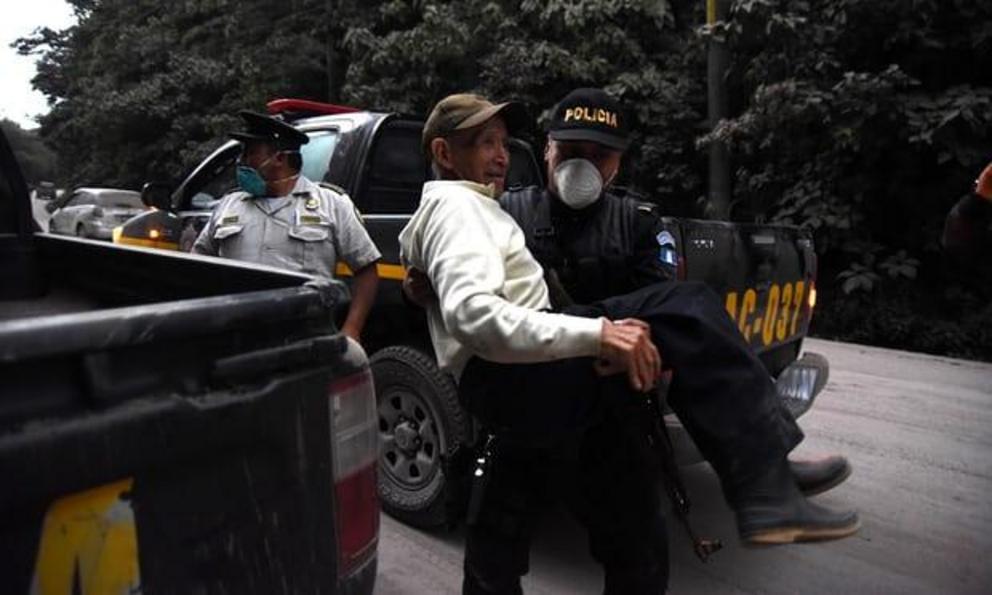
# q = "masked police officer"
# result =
<box><xmin>193</xmin><ymin>110</ymin><xmax>381</xmax><ymax>342</ymax></box>
<box><xmin>500</xmin><ymin>89</ymin><xmax>852</xmax><ymax>494</ymax></box>
<box><xmin>408</xmin><ymin>89</ymin><xmax>854</xmax><ymax>496</ymax></box>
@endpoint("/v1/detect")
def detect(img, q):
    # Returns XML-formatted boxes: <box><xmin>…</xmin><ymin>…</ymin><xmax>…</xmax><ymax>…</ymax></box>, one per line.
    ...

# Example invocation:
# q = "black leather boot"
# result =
<box><xmin>734</xmin><ymin>459</ymin><xmax>860</xmax><ymax>545</ymax></box>
<box><xmin>790</xmin><ymin>455</ymin><xmax>852</xmax><ymax>496</ymax></box>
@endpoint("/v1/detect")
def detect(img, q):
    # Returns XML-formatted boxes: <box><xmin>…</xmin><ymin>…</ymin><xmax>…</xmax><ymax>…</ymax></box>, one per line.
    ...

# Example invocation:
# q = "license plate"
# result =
<box><xmin>724</xmin><ymin>280</ymin><xmax>810</xmax><ymax>348</ymax></box>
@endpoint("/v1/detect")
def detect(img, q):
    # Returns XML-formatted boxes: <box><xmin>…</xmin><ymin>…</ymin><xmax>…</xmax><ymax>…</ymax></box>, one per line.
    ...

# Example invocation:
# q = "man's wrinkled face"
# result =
<box><xmin>545</xmin><ymin>139</ymin><xmax>622</xmax><ymax>195</ymax></box>
<box><xmin>442</xmin><ymin>117</ymin><xmax>511</xmax><ymax>195</ymax></box>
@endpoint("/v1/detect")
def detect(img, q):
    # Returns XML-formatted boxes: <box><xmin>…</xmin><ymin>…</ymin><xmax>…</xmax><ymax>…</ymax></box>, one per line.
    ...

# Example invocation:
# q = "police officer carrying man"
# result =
<box><xmin>405</xmin><ymin>90</ymin><xmax>859</xmax><ymax>594</ymax></box>
<box><xmin>501</xmin><ymin>88</ymin><xmax>853</xmax><ymax>493</ymax></box>
<box><xmin>194</xmin><ymin>110</ymin><xmax>381</xmax><ymax>341</ymax></box>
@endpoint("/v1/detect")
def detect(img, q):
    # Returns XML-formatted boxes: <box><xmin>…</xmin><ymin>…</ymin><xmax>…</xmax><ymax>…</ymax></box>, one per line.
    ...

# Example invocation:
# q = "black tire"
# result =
<box><xmin>371</xmin><ymin>345</ymin><xmax>469</xmax><ymax>529</ymax></box>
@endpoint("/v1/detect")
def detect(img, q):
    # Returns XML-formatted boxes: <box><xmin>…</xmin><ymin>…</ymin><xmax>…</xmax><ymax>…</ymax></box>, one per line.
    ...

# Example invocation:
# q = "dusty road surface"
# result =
<box><xmin>375</xmin><ymin>338</ymin><xmax>992</xmax><ymax>594</ymax></box>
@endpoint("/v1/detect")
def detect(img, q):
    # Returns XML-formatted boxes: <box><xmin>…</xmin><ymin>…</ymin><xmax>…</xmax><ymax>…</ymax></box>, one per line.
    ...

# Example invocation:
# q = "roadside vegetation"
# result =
<box><xmin>13</xmin><ymin>0</ymin><xmax>992</xmax><ymax>360</ymax></box>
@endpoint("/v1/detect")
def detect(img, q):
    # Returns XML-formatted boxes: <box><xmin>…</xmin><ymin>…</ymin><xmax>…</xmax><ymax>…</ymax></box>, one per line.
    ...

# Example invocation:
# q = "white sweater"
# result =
<box><xmin>399</xmin><ymin>180</ymin><xmax>603</xmax><ymax>379</ymax></box>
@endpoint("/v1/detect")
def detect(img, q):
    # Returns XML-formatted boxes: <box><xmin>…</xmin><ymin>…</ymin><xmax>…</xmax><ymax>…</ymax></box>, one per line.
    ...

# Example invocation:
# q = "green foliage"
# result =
<box><xmin>1</xmin><ymin>119</ymin><xmax>57</xmax><ymax>185</ymax></box>
<box><xmin>341</xmin><ymin>0</ymin><xmax>706</xmax><ymax>213</ymax></box>
<box><xmin>703</xmin><ymin>0</ymin><xmax>992</xmax><ymax>263</ymax></box>
<box><xmin>15</xmin><ymin>0</ymin><xmax>345</xmax><ymax>189</ymax></box>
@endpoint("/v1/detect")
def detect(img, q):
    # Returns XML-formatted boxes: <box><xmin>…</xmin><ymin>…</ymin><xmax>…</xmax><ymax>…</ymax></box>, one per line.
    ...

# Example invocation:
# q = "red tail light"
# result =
<box><xmin>330</xmin><ymin>370</ymin><xmax>379</xmax><ymax>577</ymax></box>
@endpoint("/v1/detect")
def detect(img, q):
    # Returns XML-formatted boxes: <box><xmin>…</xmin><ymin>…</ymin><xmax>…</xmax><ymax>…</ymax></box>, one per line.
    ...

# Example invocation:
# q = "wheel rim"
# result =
<box><xmin>378</xmin><ymin>387</ymin><xmax>442</xmax><ymax>489</ymax></box>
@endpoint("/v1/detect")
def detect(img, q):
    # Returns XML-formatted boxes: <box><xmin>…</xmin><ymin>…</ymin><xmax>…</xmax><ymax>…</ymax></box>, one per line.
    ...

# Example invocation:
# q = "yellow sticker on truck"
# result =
<box><xmin>31</xmin><ymin>478</ymin><xmax>141</xmax><ymax>595</ymax></box>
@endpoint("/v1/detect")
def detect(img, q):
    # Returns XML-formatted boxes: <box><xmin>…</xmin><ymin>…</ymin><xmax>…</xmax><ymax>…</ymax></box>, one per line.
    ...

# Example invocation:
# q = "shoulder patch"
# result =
<box><xmin>656</xmin><ymin>230</ymin><xmax>678</xmax><ymax>266</ymax></box>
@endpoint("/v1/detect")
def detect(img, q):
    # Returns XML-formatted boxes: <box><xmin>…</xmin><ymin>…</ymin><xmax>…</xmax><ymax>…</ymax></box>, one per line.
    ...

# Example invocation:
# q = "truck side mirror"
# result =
<box><xmin>36</xmin><ymin>181</ymin><xmax>57</xmax><ymax>201</ymax></box>
<box><xmin>141</xmin><ymin>182</ymin><xmax>174</xmax><ymax>211</ymax></box>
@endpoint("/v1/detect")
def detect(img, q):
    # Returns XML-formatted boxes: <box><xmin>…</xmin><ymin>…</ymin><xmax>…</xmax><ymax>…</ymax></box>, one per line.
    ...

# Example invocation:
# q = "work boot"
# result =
<box><xmin>734</xmin><ymin>459</ymin><xmax>860</xmax><ymax>545</ymax></box>
<box><xmin>790</xmin><ymin>455</ymin><xmax>852</xmax><ymax>496</ymax></box>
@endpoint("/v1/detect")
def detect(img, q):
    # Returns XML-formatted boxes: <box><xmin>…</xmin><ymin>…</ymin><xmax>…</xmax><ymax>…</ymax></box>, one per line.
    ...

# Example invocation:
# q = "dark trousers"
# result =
<box><xmin>458</xmin><ymin>281</ymin><xmax>803</xmax><ymax>594</ymax></box>
<box><xmin>461</xmin><ymin>375</ymin><xmax>669</xmax><ymax>595</ymax></box>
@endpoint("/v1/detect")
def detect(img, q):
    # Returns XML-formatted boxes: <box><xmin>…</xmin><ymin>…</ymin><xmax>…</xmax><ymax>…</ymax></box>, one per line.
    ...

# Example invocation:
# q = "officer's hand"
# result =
<box><xmin>403</xmin><ymin>267</ymin><xmax>436</xmax><ymax>307</ymax></box>
<box><xmin>976</xmin><ymin>161</ymin><xmax>992</xmax><ymax>201</ymax></box>
<box><xmin>597</xmin><ymin>318</ymin><xmax>662</xmax><ymax>392</ymax></box>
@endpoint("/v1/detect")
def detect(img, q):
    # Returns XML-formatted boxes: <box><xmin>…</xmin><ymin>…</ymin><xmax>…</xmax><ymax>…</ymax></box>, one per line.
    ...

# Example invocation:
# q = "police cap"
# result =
<box><xmin>548</xmin><ymin>88</ymin><xmax>630</xmax><ymax>151</ymax></box>
<box><xmin>229</xmin><ymin>110</ymin><xmax>310</xmax><ymax>150</ymax></box>
<box><xmin>422</xmin><ymin>94</ymin><xmax>529</xmax><ymax>157</ymax></box>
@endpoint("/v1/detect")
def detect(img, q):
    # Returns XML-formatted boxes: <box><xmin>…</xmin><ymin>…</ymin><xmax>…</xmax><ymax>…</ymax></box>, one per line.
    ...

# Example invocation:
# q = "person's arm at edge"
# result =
<box><xmin>341</xmin><ymin>260</ymin><xmax>379</xmax><ymax>342</ymax></box>
<box><xmin>942</xmin><ymin>162</ymin><xmax>992</xmax><ymax>261</ymax></box>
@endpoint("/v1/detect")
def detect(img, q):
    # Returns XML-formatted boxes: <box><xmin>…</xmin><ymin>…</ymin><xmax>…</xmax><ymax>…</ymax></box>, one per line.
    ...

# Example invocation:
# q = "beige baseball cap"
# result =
<box><xmin>422</xmin><ymin>93</ymin><xmax>529</xmax><ymax>157</ymax></box>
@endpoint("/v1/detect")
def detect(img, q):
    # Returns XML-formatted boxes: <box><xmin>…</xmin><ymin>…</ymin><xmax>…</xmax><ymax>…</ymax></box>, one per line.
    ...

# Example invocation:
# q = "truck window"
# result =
<box><xmin>185</xmin><ymin>130</ymin><xmax>339</xmax><ymax>208</ymax></box>
<box><xmin>194</xmin><ymin>151</ymin><xmax>240</xmax><ymax>206</ymax></box>
<box><xmin>300</xmin><ymin>130</ymin><xmax>339</xmax><ymax>183</ymax></box>
<box><xmin>364</xmin><ymin>121</ymin><xmax>427</xmax><ymax>214</ymax></box>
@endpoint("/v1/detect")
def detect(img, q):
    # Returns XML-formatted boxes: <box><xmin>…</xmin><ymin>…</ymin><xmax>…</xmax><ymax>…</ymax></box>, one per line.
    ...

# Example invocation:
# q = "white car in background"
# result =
<box><xmin>48</xmin><ymin>187</ymin><xmax>147</xmax><ymax>240</ymax></box>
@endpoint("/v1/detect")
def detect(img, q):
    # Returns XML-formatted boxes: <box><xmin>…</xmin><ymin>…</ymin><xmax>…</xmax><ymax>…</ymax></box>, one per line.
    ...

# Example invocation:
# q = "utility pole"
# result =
<box><xmin>326</xmin><ymin>0</ymin><xmax>339</xmax><ymax>102</ymax></box>
<box><xmin>706</xmin><ymin>0</ymin><xmax>732</xmax><ymax>220</ymax></box>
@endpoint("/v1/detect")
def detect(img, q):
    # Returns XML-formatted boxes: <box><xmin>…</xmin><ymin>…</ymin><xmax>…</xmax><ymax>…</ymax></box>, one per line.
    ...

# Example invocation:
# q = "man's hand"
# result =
<box><xmin>976</xmin><ymin>161</ymin><xmax>992</xmax><ymax>201</ymax></box>
<box><xmin>596</xmin><ymin>318</ymin><xmax>662</xmax><ymax>392</ymax></box>
<box><xmin>403</xmin><ymin>267</ymin><xmax>436</xmax><ymax>307</ymax></box>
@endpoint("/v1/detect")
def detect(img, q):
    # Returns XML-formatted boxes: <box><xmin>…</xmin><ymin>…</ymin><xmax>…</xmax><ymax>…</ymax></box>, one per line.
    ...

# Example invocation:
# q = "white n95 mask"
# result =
<box><xmin>553</xmin><ymin>158</ymin><xmax>605</xmax><ymax>209</ymax></box>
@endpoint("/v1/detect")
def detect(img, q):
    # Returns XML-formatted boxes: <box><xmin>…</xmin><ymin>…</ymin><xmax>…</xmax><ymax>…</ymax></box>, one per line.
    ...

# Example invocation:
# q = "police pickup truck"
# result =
<box><xmin>117</xmin><ymin>99</ymin><xmax>830</xmax><ymax>530</ymax></box>
<box><xmin>0</xmin><ymin>127</ymin><xmax>378</xmax><ymax>591</ymax></box>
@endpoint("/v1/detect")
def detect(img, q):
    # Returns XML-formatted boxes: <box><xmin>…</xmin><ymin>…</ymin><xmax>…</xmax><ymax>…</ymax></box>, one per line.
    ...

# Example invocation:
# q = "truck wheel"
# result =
<box><xmin>371</xmin><ymin>346</ymin><xmax>468</xmax><ymax>529</ymax></box>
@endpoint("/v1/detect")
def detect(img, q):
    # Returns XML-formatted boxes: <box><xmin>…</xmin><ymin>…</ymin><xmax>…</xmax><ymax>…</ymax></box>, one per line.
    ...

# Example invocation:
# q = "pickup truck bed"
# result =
<box><xmin>0</xmin><ymin>129</ymin><xmax>378</xmax><ymax>594</ymax></box>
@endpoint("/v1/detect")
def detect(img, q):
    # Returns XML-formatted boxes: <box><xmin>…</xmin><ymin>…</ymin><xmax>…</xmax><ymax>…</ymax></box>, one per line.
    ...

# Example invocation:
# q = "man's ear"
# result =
<box><xmin>431</xmin><ymin>137</ymin><xmax>453</xmax><ymax>170</ymax></box>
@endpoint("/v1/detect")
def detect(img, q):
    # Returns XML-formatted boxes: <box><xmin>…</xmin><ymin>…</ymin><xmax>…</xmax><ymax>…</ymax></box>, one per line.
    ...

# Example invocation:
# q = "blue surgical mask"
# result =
<box><xmin>235</xmin><ymin>154</ymin><xmax>277</xmax><ymax>198</ymax></box>
<box><xmin>236</xmin><ymin>165</ymin><xmax>267</xmax><ymax>197</ymax></box>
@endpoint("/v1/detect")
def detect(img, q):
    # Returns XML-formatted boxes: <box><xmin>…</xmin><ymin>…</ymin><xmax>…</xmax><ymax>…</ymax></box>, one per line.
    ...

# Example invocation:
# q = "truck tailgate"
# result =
<box><xmin>676</xmin><ymin>219</ymin><xmax>817</xmax><ymax>372</ymax></box>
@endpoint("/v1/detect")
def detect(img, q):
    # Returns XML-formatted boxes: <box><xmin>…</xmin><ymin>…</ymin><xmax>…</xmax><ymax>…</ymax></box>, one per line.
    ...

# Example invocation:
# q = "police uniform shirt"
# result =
<box><xmin>192</xmin><ymin>176</ymin><xmax>381</xmax><ymax>277</ymax></box>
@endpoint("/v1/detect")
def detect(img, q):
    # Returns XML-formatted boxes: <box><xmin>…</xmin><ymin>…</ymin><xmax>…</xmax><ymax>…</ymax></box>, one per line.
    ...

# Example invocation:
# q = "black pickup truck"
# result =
<box><xmin>0</xmin><ymin>127</ymin><xmax>379</xmax><ymax>592</ymax></box>
<box><xmin>117</xmin><ymin>99</ymin><xmax>830</xmax><ymax>530</ymax></box>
